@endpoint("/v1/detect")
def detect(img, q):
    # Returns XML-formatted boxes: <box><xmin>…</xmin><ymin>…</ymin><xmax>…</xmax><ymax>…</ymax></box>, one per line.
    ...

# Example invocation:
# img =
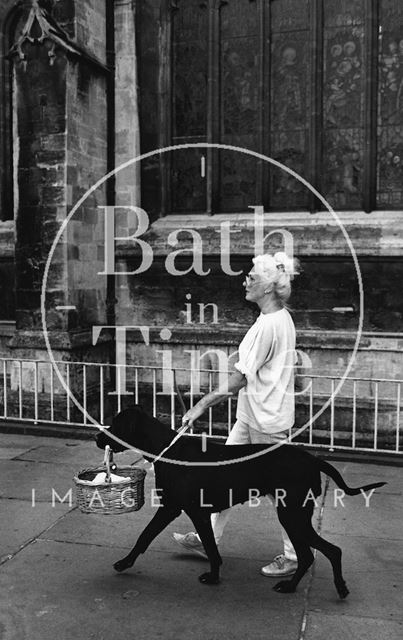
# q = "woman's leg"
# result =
<box><xmin>211</xmin><ymin>421</ymin><xmax>251</xmax><ymax>542</ymax></box>
<box><xmin>268</xmin><ymin>495</ymin><xmax>297</xmax><ymax>562</ymax></box>
<box><xmin>173</xmin><ymin>421</ymin><xmax>251</xmax><ymax>551</ymax></box>
<box><xmin>248</xmin><ymin>427</ymin><xmax>297</xmax><ymax>563</ymax></box>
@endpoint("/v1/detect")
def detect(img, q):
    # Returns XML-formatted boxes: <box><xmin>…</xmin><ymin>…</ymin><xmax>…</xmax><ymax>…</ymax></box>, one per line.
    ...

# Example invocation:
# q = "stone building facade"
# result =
<box><xmin>0</xmin><ymin>0</ymin><xmax>402</xmax><ymax>432</ymax></box>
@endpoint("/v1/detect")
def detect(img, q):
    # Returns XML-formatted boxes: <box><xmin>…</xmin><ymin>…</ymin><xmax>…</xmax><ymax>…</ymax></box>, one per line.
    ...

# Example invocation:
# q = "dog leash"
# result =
<box><xmin>151</xmin><ymin>371</ymin><xmax>189</xmax><ymax>465</ymax></box>
<box><xmin>152</xmin><ymin>423</ymin><xmax>189</xmax><ymax>464</ymax></box>
<box><xmin>174</xmin><ymin>369</ymin><xmax>187</xmax><ymax>415</ymax></box>
<box><xmin>126</xmin><ymin>371</ymin><xmax>190</xmax><ymax>467</ymax></box>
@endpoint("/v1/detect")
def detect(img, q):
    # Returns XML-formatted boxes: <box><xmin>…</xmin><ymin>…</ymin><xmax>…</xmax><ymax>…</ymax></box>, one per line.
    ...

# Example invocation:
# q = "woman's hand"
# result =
<box><xmin>181</xmin><ymin>404</ymin><xmax>205</xmax><ymax>428</ymax></box>
<box><xmin>181</xmin><ymin>371</ymin><xmax>246</xmax><ymax>427</ymax></box>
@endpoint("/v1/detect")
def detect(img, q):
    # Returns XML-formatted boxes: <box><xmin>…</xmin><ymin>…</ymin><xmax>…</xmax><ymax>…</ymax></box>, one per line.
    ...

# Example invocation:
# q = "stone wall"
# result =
<box><xmin>114</xmin><ymin>0</ymin><xmax>140</xmax><ymax>208</ymax></box>
<box><xmin>0</xmin><ymin>0</ymin><xmax>111</xmax><ymax>421</ymax></box>
<box><xmin>64</xmin><ymin>59</ymin><xmax>108</xmax><ymax>332</ymax></box>
<box><xmin>13</xmin><ymin>41</ymin><xmax>68</xmax><ymax>334</ymax></box>
<box><xmin>112</xmin><ymin>210</ymin><xmax>403</xmax><ymax>398</ymax></box>
<box><xmin>0</xmin><ymin>221</ymin><xmax>15</xmax><ymax>324</ymax></box>
<box><xmin>0</xmin><ymin>0</ymin><xmax>402</xmax><ymax>437</ymax></box>
<box><xmin>7</xmin><ymin>0</ymin><xmax>109</xmax><ymax>343</ymax></box>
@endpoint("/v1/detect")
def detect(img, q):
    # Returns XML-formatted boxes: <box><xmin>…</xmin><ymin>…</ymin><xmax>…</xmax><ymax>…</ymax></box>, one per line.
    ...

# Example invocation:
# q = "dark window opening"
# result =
<box><xmin>138</xmin><ymin>0</ymin><xmax>403</xmax><ymax>215</ymax></box>
<box><xmin>1</xmin><ymin>6</ymin><xmax>22</xmax><ymax>222</ymax></box>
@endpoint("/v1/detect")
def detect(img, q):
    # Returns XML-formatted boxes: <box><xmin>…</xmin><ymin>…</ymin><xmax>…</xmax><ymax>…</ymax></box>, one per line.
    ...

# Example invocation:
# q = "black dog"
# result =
<box><xmin>95</xmin><ymin>406</ymin><xmax>386</xmax><ymax>598</ymax></box>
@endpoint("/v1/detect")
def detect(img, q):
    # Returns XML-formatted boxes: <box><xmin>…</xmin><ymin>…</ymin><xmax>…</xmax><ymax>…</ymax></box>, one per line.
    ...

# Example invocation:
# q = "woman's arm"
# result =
<box><xmin>181</xmin><ymin>370</ymin><xmax>247</xmax><ymax>427</ymax></box>
<box><xmin>294</xmin><ymin>351</ymin><xmax>311</xmax><ymax>394</ymax></box>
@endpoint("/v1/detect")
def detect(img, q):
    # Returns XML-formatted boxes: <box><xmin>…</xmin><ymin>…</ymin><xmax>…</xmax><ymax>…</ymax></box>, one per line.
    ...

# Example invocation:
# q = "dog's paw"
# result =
<box><xmin>335</xmin><ymin>580</ymin><xmax>349</xmax><ymax>599</ymax></box>
<box><xmin>273</xmin><ymin>580</ymin><xmax>296</xmax><ymax>594</ymax></box>
<box><xmin>198</xmin><ymin>572</ymin><xmax>220</xmax><ymax>585</ymax></box>
<box><xmin>114</xmin><ymin>558</ymin><xmax>134</xmax><ymax>573</ymax></box>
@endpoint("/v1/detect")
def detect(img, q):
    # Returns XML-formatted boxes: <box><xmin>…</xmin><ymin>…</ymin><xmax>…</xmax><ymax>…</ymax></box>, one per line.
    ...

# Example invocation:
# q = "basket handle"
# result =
<box><xmin>103</xmin><ymin>445</ymin><xmax>113</xmax><ymax>483</ymax></box>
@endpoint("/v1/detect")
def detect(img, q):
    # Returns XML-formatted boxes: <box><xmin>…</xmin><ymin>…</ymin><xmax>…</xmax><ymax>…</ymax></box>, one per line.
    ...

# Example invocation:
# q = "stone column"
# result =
<box><xmin>6</xmin><ymin>0</ymin><xmax>111</xmax><ymax>424</ymax></box>
<box><xmin>113</xmin><ymin>0</ymin><xmax>142</xmax><ymax>398</ymax></box>
<box><xmin>114</xmin><ymin>0</ymin><xmax>141</xmax><ymax>210</ymax></box>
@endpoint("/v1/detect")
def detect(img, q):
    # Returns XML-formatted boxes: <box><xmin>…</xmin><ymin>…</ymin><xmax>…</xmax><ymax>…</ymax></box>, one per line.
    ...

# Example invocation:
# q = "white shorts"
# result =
<box><xmin>226</xmin><ymin>420</ymin><xmax>288</xmax><ymax>445</ymax></box>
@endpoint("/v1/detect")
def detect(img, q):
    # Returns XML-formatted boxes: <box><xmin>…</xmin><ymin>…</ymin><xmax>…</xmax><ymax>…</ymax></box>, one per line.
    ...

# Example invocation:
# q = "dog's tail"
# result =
<box><xmin>319</xmin><ymin>459</ymin><xmax>387</xmax><ymax>496</ymax></box>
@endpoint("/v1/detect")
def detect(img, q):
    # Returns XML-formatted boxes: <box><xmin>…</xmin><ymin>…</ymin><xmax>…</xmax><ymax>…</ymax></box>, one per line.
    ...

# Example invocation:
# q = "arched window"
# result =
<box><xmin>0</xmin><ymin>5</ymin><xmax>22</xmax><ymax>322</ymax></box>
<box><xmin>0</xmin><ymin>5</ymin><xmax>23</xmax><ymax>221</ymax></box>
<box><xmin>138</xmin><ymin>0</ymin><xmax>403</xmax><ymax>215</ymax></box>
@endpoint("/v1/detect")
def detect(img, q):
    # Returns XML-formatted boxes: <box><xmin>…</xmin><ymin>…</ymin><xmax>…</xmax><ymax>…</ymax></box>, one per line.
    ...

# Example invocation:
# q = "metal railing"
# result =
<box><xmin>0</xmin><ymin>357</ymin><xmax>402</xmax><ymax>456</ymax></box>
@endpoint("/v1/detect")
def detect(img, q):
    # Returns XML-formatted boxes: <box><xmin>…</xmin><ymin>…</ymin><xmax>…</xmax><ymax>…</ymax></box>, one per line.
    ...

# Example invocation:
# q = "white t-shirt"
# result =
<box><xmin>234</xmin><ymin>308</ymin><xmax>296</xmax><ymax>434</ymax></box>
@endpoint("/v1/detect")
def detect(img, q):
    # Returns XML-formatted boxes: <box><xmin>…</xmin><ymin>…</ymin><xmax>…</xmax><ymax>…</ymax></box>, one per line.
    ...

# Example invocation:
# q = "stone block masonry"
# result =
<box><xmin>3</xmin><ymin>0</ymin><xmax>112</xmax><ymax>420</ymax></box>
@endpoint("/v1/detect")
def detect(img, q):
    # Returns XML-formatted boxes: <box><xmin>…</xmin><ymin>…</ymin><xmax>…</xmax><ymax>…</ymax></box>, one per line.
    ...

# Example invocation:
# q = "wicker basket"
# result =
<box><xmin>74</xmin><ymin>446</ymin><xmax>146</xmax><ymax>515</ymax></box>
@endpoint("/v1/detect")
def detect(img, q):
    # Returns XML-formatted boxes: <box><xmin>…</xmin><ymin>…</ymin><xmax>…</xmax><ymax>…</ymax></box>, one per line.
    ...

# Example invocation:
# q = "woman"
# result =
<box><xmin>173</xmin><ymin>252</ymin><xmax>301</xmax><ymax>578</ymax></box>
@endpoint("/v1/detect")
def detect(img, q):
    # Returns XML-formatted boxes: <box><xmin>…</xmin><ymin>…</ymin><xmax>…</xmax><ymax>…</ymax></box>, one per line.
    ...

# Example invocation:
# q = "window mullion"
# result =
<box><xmin>206</xmin><ymin>0</ymin><xmax>225</xmax><ymax>214</ymax></box>
<box><xmin>308</xmin><ymin>0</ymin><xmax>323</xmax><ymax>213</ymax></box>
<box><xmin>263</xmin><ymin>0</ymin><xmax>272</xmax><ymax>209</ymax></box>
<box><xmin>160</xmin><ymin>0</ymin><xmax>178</xmax><ymax>217</ymax></box>
<box><xmin>363</xmin><ymin>0</ymin><xmax>379</xmax><ymax>213</ymax></box>
<box><xmin>257</xmin><ymin>0</ymin><xmax>267</xmax><ymax>206</ymax></box>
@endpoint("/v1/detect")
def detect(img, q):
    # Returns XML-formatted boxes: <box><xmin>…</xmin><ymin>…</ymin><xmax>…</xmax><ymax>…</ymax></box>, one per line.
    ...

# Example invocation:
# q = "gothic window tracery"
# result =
<box><xmin>138</xmin><ymin>0</ymin><xmax>403</xmax><ymax>213</ymax></box>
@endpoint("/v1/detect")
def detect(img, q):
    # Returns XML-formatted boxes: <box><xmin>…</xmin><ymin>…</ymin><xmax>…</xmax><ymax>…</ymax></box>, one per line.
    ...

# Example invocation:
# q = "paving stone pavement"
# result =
<box><xmin>0</xmin><ymin>433</ymin><xmax>402</xmax><ymax>640</ymax></box>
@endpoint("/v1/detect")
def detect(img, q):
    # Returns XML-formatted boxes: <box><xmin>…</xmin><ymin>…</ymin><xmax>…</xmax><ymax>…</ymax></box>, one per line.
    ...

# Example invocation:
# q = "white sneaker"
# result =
<box><xmin>260</xmin><ymin>554</ymin><xmax>298</xmax><ymax>577</ymax></box>
<box><xmin>172</xmin><ymin>532</ymin><xmax>208</xmax><ymax>559</ymax></box>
